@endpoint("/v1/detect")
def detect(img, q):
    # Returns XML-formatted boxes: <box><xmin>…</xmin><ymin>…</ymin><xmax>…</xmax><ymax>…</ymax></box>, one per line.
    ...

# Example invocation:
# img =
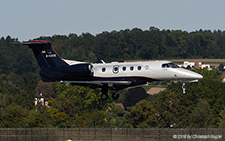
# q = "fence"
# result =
<box><xmin>0</xmin><ymin>128</ymin><xmax>224</xmax><ymax>141</ymax></box>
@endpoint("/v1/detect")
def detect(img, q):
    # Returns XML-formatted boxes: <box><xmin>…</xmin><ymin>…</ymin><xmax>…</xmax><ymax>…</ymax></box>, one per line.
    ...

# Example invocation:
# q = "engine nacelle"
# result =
<box><xmin>61</xmin><ymin>63</ymin><xmax>93</xmax><ymax>77</ymax></box>
<box><xmin>40</xmin><ymin>70</ymin><xmax>64</xmax><ymax>82</ymax></box>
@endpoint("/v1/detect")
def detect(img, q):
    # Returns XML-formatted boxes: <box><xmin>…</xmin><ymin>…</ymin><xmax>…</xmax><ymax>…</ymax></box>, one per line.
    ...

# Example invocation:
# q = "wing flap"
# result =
<box><xmin>60</xmin><ymin>80</ymin><xmax>131</xmax><ymax>85</ymax></box>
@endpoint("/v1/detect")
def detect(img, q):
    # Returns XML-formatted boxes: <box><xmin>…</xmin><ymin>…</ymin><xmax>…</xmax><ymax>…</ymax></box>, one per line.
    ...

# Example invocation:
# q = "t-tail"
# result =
<box><xmin>22</xmin><ymin>40</ymin><xmax>93</xmax><ymax>82</ymax></box>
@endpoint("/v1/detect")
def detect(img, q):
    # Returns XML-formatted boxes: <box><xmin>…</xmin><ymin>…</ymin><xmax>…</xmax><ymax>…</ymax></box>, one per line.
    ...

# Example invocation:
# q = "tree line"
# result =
<box><xmin>1</xmin><ymin>27</ymin><xmax>225</xmax><ymax>75</ymax></box>
<box><xmin>1</xmin><ymin>27</ymin><xmax>225</xmax><ymax>128</ymax></box>
<box><xmin>1</xmin><ymin>69</ymin><xmax>225</xmax><ymax>128</ymax></box>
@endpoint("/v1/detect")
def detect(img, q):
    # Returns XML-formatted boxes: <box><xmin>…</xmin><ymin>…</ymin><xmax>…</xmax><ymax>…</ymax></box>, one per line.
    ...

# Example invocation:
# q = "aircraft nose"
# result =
<box><xmin>176</xmin><ymin>68</ymin><xmax>203</xmax><ymax>80</ymax></box>
<box><xmin>195</xmin><ymin>73</ymin><xmax>203</xmax><ymax>79</ymax></box>
<box><xmin>187</xmin><ymin>71</ymin><xmax>203</xmax><ymax>80</ymax></box>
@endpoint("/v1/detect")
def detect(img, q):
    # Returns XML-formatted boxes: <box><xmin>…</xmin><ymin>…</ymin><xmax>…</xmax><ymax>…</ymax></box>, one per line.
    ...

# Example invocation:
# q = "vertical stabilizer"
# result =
<box><xmin>22</xmin><ymin>40</ymin><xmax>69</xmax><ymax>70</ymax></box>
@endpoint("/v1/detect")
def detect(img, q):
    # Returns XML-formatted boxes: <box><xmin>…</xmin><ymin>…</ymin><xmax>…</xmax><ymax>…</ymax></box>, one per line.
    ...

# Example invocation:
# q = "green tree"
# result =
<box><xmin>1</xmin><ymin>103</ymin><xmax>38</xmax><ymax>127</ymax></box>
<box><xmin>122</xmin><ymin>100</ymin><xmax>157</xmax><ymax>128</ymax></box>
<box><xmin>219</xmin><ymin>107</ymin><xmax>225</xmax><ymax>127</ymax></box>
<box><xmin>35</xmin><ymin>81</ymin><xmax>57</xmax><ymax>98</ymax></box>
<box><xmin>47</xmin><ymin>83</ymin><xmax>109</xmax><ymax>127</ymax></box>
<box><xmin>123</xmin><ymin>87</ymin><xmax>149</xmax><ymax>109</ymax></box>
<box><xmin>218</xmin><ymin>63</ymin><xmax>224</xmax><ymax>72</ymax></box>
<box><xmin>153</xmin><ymin>69</ymin><xmax>225</xmax><ymax>128</ymax></box>
<box><xmin>189</xmin><ymin>99</ymin><xmax>213</xmax><ymax>127</ymax></box>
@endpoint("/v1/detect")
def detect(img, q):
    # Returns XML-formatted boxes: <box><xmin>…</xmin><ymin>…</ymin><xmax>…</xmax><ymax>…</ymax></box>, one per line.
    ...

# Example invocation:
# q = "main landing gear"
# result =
<box><xmin>100</xmin><ymin>84</ymin><xmax>120</xmax><ymax>100</ymax></box>
<box><xmin>101</xmin><ymin>84</ymin><xmax>108</xmax><ymax>100</ymax></box>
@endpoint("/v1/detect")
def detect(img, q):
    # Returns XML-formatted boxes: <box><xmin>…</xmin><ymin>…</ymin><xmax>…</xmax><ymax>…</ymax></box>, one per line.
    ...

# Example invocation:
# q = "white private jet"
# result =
<box><xmin>20</xmin><ymin>40</ymin><xmax>203</xmax><ymax>100</ymax></box>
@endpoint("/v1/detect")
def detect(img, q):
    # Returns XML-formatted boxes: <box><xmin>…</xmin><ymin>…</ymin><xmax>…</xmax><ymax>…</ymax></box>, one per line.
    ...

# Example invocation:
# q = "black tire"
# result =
<box><xmin>101</xmin><ymin>94</ymin><xmax>108</xmax><ymax>100</ymax></box>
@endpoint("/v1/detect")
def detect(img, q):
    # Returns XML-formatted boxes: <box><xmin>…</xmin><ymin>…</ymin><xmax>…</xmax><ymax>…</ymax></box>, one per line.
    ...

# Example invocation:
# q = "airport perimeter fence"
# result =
<box><xmin>0</xmin><ymin>127</ymin><xmax>224</xmax><ymax>141</ymax></box>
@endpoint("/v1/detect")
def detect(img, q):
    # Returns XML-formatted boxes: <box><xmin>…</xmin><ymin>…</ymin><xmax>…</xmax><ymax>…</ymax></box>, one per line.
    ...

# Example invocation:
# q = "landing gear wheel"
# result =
<box><xmin>182</xmin><ymin>83</ymin><xmax>186</xmax><ymax>94</ymax></box>
<box><xmin>101</xmin><ymin>94</ymin><xmax>108</xmax><ymax>100</ymax></box>
<box><xmin>101</xmin><ymin>84</ymin><xmax>108</xmax><ymax>100</ymax></box>
<box><xmin>112</xmin><ymin>93</ymin><xmax>120</xmax><ymax>100</ymax></box>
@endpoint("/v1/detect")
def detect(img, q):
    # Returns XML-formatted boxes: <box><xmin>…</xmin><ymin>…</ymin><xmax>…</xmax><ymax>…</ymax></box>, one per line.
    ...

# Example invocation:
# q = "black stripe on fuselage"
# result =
<box><xmin>92</xmin><ymin>76</ymin><xmax>159</xmax><ymax>86</ymax></box>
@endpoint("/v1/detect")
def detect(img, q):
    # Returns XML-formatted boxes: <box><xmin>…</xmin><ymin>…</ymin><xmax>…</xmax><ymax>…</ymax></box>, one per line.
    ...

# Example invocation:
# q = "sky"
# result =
<box><xmin>1</xmin><ymin>0</ymin><xmax>225</xmax><ymax>41</ymax></box>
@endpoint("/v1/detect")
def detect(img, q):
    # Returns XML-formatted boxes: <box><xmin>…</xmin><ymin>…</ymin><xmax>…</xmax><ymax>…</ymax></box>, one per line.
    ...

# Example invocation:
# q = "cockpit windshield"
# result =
<box><xmin>162</xmin><ymin>63</ymin><xmax>180</xmax><ymax>68</ymax></box>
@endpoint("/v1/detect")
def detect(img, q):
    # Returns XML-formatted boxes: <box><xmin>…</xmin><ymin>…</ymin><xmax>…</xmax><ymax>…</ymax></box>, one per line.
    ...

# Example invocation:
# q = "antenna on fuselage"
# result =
<box><xmin>101</xmin><ymin>60</ymin><xmax>106</xmax><ymax>64</ymax></box>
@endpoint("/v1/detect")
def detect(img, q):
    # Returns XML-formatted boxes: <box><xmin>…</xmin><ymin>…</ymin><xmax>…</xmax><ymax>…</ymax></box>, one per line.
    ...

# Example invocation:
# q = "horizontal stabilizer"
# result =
<box><xmin>11</xmin><ymin>42</ymin><xmax>22</xmax><ymax>45</ymax></box>
<box><xmin>22</xmin><ymin>40</ymin><xmax>49</xmax><ymax>45</ymax></box>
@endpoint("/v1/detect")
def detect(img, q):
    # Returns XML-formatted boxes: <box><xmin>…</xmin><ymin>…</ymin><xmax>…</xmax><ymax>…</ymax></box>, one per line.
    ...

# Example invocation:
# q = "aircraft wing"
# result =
<box><xmin>60</xmin><ymin>80</ymin><xmax>131</xmax><ymax>85</ymax></box>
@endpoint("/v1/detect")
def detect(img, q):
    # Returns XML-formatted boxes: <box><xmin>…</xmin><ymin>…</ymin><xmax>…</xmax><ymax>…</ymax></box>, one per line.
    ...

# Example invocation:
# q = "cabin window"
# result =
<box><xmin>122</xmin><ymin>66</ymin><xmax>126</xmax><ymax>71</ymax></box>
<box><xmin>145</xmin><ymin>65</ymin><xmax>149</xmax><ymax>70</ymax></box>
<box><xmin>162</xmin><ymin>64</ymin><xmax>170</xmax><ymax>68</ymax></box>
<box><xmin>113</xmin><ymin>65</ymin><xmax>119</xmax><ymax>74</ymax></box>
<box><xmin>169</xmin><ymin>63</ymin><xmax>180</xmax><ymax>68</ymax></box>
<box><xmin>102</xmin><ymin>68</ymin><xmax>106</xmax><ymax>72</ymax></box>
<box><xmin>138</xmin><ymin>66</ymin><xmax>142</xmax><ymax>70</ymax></box>
<box><xmin>130</xmin><ymin>66</ymin><xmax>134</xmax><ymax>71</ymax></box>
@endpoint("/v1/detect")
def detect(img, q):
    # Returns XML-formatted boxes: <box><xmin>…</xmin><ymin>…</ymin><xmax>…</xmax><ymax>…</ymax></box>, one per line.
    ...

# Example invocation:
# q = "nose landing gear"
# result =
<box><xmin>182</xmin><ymin>83</ymin><xmax>186</xmax><ymax>94</ymax></box>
